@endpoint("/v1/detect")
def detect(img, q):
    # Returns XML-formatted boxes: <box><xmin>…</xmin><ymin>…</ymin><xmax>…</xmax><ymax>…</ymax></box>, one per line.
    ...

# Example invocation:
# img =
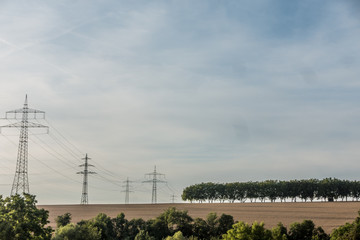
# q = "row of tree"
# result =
<box><xmin>222</xmin><ymin>220</ymin><xmax>329</xmax><ymax>240</ymax></box>
<box><xmin>54</xmin><ymin>210</ymin><xmax>360</xmax><ymax>240</ymax></box>
<box><xmin>222</xmin><ymin>211</ymin><xmax>360</xmax><ymax>240</ymax></box>
<box><xmin>0</xmin><ymin>194</ymin><xmax>232</xmax><ymax>240</ymax></box>
<box><xmin>54</xmin><ymin>207</ymin><xmax>234</xmax><ymax>240</ymax></box>
<box><xmin>2</xmin><ymin>194</ymin><xmax>360</xmax><ymax>239</ymax></box>
<box><xmin>181</xmin><ymin>178</ymin><xmax>360</xmax><ymax>203</ymax></box>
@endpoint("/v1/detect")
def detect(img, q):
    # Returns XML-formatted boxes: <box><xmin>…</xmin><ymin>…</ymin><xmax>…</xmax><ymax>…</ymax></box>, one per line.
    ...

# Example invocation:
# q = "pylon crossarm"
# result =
<box><xmin>0</xmin><ymin>122</ymin><xmax>48</xmax><ymax>128</ymax></box>
<box><xmin>27</xmin><ymin>122</ymin><xmax>48</xmax><ymax>128</ymax></box>
<box><xmin>5</xmin><ymin>108</ymin><xmax>25</xmax><ymax>115</ymax></box>
<box><xmin>6</xmin><ymin>108</ymin><xmax>45</xmax><ymax>115</ymax></box>
<box><xmin>79</xmin><ymin>164</ymin><xmax>95</xmax><ymax>167</ymax></box>
<box><xmin>0</xmin><ymin>122</ymin><xmax>22</xmax><ymax>128</ymax></box>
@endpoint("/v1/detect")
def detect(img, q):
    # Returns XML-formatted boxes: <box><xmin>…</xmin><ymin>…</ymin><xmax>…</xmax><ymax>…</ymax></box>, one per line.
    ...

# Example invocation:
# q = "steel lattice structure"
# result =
<box><xmin>122</xmin><ymin>177</ymin><xmax>134</xmax><ymax>204</ymax></box>
<box><xmin>0</xmin><ymin>95</ymin><xmax>48</xmax><ymax>195</ymax></box>
<box><xmin>77</xmin><ymin>154</ymin><xmax>96</xmax><ymax>204</ymax></box>
<box><xmin>143</xmin><ymin>166</ymin><xmax>166</xmax><ymax>204</ymax></box>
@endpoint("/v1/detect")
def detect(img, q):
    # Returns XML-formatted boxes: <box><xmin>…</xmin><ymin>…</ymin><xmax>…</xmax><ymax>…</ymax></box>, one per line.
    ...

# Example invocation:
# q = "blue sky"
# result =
<box><xmin>0</xmin><ymin>0</ymin><xmax>359</xmax><ymax>204</ymax></box>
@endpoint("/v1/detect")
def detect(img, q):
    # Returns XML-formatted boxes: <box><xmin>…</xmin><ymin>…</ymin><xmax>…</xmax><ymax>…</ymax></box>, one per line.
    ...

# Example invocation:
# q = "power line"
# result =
<box><xmin>92</xmin><ymin>173</ymin><xmax>123</xmax><ymax>187</ymax></box>
<box><xmin>44</xmin><ymin>118</ymin><xmax>84</xmax><ymax>156</ymax></box>
<box><xmin>36</xmin><ymin>120</ymin><xmax>125</xmax><ymax>190</ymax></box>
<box><xmin>42</xmin><ymin>119</ymin><xmax>125</xmax><ymax>184</ymax></box>
<box><xmin>1</xmin><ymin>127</ymin><xmax>82</xmax><ymax>184</ymax></box>
<box><xmin>0</xmin><ymin>98</ymin><xmax>135</xmax><ymax>200</ymax></box>
<box><xmin>2</xmin><ymin>114</ymin><xmax>124</xmax><ymax>194</ymax></box>
<box><xmin>35</xmin><ymin>121</ymin><xmax>123</xmax><ymax>186</ymax></box>
<box><xmin>94</xmin><ymin>165</ymin><xmax>123</xmax><ymax>181</ymax></box>
<box><xmin>36</xmin><ymin>118</ymin><xmax>83</xmax><ymax>163</ymax></box>
<box><xmin>28</xmin><ymin>131</ymin><xmax>78</xmax><ymax>170</ymax></box>
<box><xmin>47</xmin><ymin>131</ymin><xmax>83</xmax><ymax>162</ymax></box>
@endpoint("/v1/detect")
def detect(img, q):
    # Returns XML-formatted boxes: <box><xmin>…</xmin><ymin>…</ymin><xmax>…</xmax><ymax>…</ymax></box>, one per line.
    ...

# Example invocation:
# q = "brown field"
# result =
<box><xmin>39</xmin><ymin>202</ymin><xmax>360</xmax><ymax>233</ymax></box>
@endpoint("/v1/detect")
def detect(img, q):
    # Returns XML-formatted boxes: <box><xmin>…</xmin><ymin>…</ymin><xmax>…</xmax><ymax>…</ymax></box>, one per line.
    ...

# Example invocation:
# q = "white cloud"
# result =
<box><xmin>0</xmin><ymin>1</ymin><xmax>359</xmax><ymax>204</ymax></box>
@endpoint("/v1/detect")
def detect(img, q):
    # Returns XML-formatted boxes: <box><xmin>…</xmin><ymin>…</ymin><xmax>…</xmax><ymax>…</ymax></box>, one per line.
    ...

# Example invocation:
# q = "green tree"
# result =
<box><xmin>318</xmin><ymin>178</ymin><xmax>339</xmax><ymax>202</ymax></box>
<box><xmin>350</xmin><ymin>181</ymin><xmax>360</xmax><ymax>201</ymax></box>
<box><xmin>288</xmin><ymin>220</ymin><xmax>314</xmax><ymax>240</ymax></box>
<box><xmin>288</xmin><ymin>220</ymin><xmax>329</xmax><ymax>240</ymax></box>
<box><xmin>216</xmin><ymin>183</ymin><xmax>227</xmax><ymax>203</ymax></box>
<box><xmin>55</xmin><ymin>213</ymin><xmax>72</xmax><ymax>228</ymax></box>
<box><xmin>192</xmin><ymin>213</ymin><xmax>233</xmax><ymax>239</ymax></box>
<box><xmin>298</xmin><ymin>179</ymin><xmax>319</xmax><ymax>202</ymax></box>
<box><xmin>245</xmin><ymin>182</ymin><xmax>259</xmax><ymax>203</ymax></box>
<box><xmin>112</xmin><ymin>212</ymin><xmax>129</xmax><ymax>239</ymax></box>
<box><xmin>217</xmin><ymin>213</ymin><xmax>234</xmax><ymax>236</ymax></box>
<box><xmin>53</xmin><ymin>223</ymin><xmax>101</xmax><ymax>240</ymax></box>
<box><xmin>272</xmin><ymin>222</ymin><xmax>288</xmax><ymax>240</ymax></box>
<box><xmin>288</xmin><ymin>180</ymin><xmax>300</xmax><ymax>202</ymax></box>
<box><xmin>251</xmin><ymin>221</ymin><xmax>273</xmax><ymax>240</ymax></box>
<box><xmin>0</xmin><ymin>194</ymin><xmax>53</xmax><ymax>240</ymax></box>
<box><xmin>90</xmin><ymin>213</ymin><xmax>115</xmax><ymax>240</ymax></box>
<box><xmin>149</xmin><ymin>207</ymin><xmax>193</xmax><ymax>239</ymax></box>
<box><xmin>313</xmin><ymin>226</ymin><xmax>330</xmax><ymax>240</ymax></box>
<box><xmin>330</xmin><ymin>210</ymin><xmax>360</xmax><ymax>240</ymax></box>
<box><xmin>134</xmin><ymin>230</ymin><xmax>155</xmax><ymax>240</ymax></box>
<box><xmin>127</xmin><ymin>218</ymin><xmax>147</xmax><ymax>239</ymax></box>
<box><xmin>182</xmin><ymin>185</ymin><xmax>196</xmax><ymax>203</ymax></box>
<box><xmin>337</xmin><ymin>180</ymin><xmax>351</xmax><ymax>202</ymax></box>
<box><xmin>165</xmin><ymin>231</ymin><xmax>187</xmax><ymax>240</ymax></box>
<box><xmin>147</xmin><ymin>217</ymin><xmax>170</xmax><ymax>239</ymax></box>
<box><xmin>192</xmin><ymin>218</ymin><xmax>210</xmax><ymax>239</ymax></box>
<box><xmin>206</xmin><ymin>212</ymin><xmax>219</xmax><ymax>236</ymax></box>
<box><xmin>222</xmin><ymin>221</ymin><xmax>272</xmax><ymax>240</ymax></box>
<box><xmin>263</xmin><ymin>180</ymin><xmax>279</xmax><ymax>202</ymax></box>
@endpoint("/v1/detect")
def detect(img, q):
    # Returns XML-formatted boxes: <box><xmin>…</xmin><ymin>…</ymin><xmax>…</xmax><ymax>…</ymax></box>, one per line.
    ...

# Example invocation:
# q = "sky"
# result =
<box><xmin>0</xmin><ymin>0</ymin><xmax>360</xmax><ymax>204</ymax></box>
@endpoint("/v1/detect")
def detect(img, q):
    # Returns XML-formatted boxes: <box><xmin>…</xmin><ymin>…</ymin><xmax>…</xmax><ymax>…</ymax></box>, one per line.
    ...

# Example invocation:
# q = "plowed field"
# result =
<box><xmin>39</xmin><ymin>202</ymin><xmax>360</xmax><ymax>233</ymax></box>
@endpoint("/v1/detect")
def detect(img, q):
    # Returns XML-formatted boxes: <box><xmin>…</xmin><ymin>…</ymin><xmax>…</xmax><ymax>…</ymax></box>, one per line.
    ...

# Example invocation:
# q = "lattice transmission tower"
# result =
<box><xmin>143</xmin><ymin>166</ymin><xmax>166</xmax><ymax>204</ymax></box>
<box><xmin>170</xmin><ymin>194</ymin><xmax>176</xmax><ymax>203</ymax></box>
<box><xmin>77</xmin><ymin>154</ymin><xmax>96</xmax><ymax>205</ymax></box>
<box><xmin>0</xmin><ymin>95</ymin><xmax>48</xmax><ymax>195</ymax></box>
<box><xmin>122</xmin><ymin>177</ymin><xmax>134</xmax><ymax>204</ymax></box>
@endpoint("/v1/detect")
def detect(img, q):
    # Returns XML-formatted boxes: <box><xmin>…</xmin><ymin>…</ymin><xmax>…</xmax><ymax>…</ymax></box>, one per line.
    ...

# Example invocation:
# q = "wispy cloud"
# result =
<box><xmin>0</xmin><ymin>0</ymin><xmax>359</xmax><ymax>204</ymax></box>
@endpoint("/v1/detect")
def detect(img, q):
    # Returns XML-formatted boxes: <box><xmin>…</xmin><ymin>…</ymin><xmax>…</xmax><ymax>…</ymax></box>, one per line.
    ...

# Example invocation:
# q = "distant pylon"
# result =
<box><xmin>77</xmin><ymin>154</ymin><xmax>96</xmax><ymax>205</ymax></box>
<box><xmin>170</xmin><ymin>194</ymin><xmax>176</xmax><ymax>203</ymax></box>
<box><xmin>0</xmin><ymin>95</ymin><xmax>48</xmax><ymax>195</ymax></box>
<box><xmin>143</xmin><ymin>166</ymin><xmax>166</xmax><ymax>204</ymax></box>
<box><xmin>122</xmin><ymin>177</ymin><xmax>134</xmax><ymax>204</ymax></box>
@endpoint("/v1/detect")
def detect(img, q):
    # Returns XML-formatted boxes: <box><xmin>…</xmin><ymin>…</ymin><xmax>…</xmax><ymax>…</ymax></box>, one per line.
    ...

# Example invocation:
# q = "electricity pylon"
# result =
<box><xmin>170</xmin><ymin>194</ymin><xmax>176</xmax><ymax>203</ymax></box>
<box><xmin>143</xmin><ymin>166</ymin><xmax>166</xmax><ymax>204</ymax></box>
<box><xmin>0</xmin><ymin>95</ymin><xmax>48</xmax><ymax>195</ymax></box>
<box><xmin>77</xmin><ymin>154</ymin><xmax>96</xmax><ymax>205</ymax></box>
<box><xmin>122</xmin><ymin>177</ymin><xmax>134</xmax><ymax>204</ymax></box>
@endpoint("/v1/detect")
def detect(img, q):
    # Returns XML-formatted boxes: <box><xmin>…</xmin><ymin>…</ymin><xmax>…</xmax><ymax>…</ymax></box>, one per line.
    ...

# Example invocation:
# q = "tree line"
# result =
<box><xmin>1</xmin><ymin>194</ymin><xmax>360</xmax><ymax>239</ymax></box>
<box><xmin>181</xmin><ymin>178</ymin><xmax>360</xmax><ymax>203</ymax></box>
<box><xmin>54</xmin><ymin>208</ymin><xmax>234</xmax><ymax>240</ymax></box>
<box><xmin>53</xmin><ymin>210</ymin><xmax>360</xmax><ymax>240</ymax></box>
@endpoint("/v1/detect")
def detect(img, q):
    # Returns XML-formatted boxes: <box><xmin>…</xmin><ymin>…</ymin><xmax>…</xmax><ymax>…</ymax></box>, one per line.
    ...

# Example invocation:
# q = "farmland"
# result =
<box><xmin>39</xmin><ymin>201</ymin><xmax>360</xmax><ymax>233</ymax></box>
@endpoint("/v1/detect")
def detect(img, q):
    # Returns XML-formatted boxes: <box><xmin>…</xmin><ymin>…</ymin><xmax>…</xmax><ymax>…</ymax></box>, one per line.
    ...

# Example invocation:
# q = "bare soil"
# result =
<box><xmin>38</xmin><ymin>201</ymin><xmax>360</xmax><ymax>233</ymax></box>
